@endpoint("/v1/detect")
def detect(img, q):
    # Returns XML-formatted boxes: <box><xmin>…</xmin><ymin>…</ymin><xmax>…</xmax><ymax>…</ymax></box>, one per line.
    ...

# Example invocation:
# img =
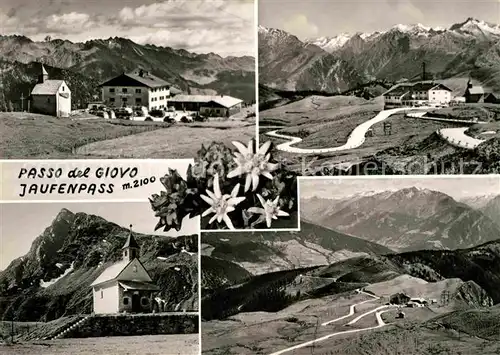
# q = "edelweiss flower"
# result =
<box><xmin>248</xmin><ymin>194</ymin><xmax>289</xmax><ymax>228</ymax></box>
<box><xmin>227</xmin><ymin>140</ymin><xmax>279</xmax><ymax>192</ymax></box>
<box><xmin>200</xmin><ymin>173</ymin><xmax>245</xmax><ymax>229</ymax></box>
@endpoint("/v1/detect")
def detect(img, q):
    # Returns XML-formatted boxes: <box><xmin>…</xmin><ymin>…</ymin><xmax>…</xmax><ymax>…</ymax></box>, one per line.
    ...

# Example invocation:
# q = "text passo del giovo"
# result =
<box><xmin>17</xmin><ymin>167</ymin><xmax>156</xmax><ymax>197</ymax></box>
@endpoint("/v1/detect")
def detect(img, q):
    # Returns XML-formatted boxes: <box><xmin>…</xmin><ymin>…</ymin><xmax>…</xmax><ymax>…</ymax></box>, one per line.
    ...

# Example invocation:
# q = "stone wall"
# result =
<box><xmin>66</xmin><ymin>313</ymin><xmax>199</xmax><ymax>338</ymax></box>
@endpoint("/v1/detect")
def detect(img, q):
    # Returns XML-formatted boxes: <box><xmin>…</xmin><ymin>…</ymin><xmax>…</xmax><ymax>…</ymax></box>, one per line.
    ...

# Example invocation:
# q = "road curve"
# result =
<box><xmin>268</xmin><ymin>309</ymin><xmax>392</xmax><ymax>355</ymax></box>
<box><xmin>265</xmin><ymin>107</ymin><xmax>433</xmax><ymax>154</ymax></box>
<box><xmin>321</xmin><ymin>289</ymin><xmax>379</xmax><ymax>326</ymax></box>
<box><xmin>437</xmin><ymin>127</ymin><xmax>486</xmax><ymax>149</ymax></box>
<box><xmin>406</xmin><ymin>112</ymin><xmax>487</xmax><ymax>149</ymax></box>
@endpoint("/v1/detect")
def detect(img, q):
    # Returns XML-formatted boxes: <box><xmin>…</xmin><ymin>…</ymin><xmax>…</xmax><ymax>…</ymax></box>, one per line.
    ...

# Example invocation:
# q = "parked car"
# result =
<box><xmin>149</xmin><ymin>109</ymin><xmax>165</xmax><ymax>118</ymax></box>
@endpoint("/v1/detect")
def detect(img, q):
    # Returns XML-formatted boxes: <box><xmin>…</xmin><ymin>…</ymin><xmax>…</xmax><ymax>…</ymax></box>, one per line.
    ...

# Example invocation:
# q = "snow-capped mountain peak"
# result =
<box><xmin>305</xmin><ymin>33</ymin><xmax>351</xmax><ymax>51</ymax></box>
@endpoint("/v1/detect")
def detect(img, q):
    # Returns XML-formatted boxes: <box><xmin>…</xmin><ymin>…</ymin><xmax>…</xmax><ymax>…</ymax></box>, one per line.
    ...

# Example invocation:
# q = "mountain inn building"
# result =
<box><xmin>168</xmin><ymin>94</ymin><xmax>243</xmax><ymax>117</ymax></box>
<box><xmin>383</xmin><ymin>81</ymin><xmax>452</xmax><ymax>108</ymax></box>
<box><xmin>99</xmin><ymin>69</ymin><xmax>182</xmax><ymax>111</ymax></box>
<box><xmin>30</xmin><ymin>64</ymin><xmax>71</xmax><ymax>117</ymax></box>
<box><xmin>90</xmin><ymin>227</ymin><xmax>159</xmax><ymax>315</ymax></box>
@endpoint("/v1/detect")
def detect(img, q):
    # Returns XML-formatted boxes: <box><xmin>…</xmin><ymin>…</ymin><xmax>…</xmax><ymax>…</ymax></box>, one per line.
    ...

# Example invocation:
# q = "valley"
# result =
<box><xmin>201</xmin><ymin>181</ymin><xmax>500</xmax><ymax>354</ymax></box>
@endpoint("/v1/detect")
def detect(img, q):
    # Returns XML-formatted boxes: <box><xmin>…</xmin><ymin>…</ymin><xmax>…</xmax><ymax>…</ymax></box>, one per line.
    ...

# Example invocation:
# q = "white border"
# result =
<box><xmin>298</xmin><ymin>174</ymin><xmax>500</xmax><ymax>181</ymax></box>
<box><xmin>254</xmin><ymin>0</ymin><xmax>260</xmax><ymax>148</ymax></box>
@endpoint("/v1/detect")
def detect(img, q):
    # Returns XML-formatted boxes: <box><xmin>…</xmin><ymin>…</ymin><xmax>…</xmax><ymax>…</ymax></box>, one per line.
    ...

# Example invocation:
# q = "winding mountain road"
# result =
<box><xmin>268</xmin><ymin>289</ymin><xmax>395</xmax><ymax>355</ymax></box>
<box><xmin>265</xmin><ymin>107</ymin><xmax>432</xmax><ymax>154</ymax></box>
<box><xmin>266</xmin><ymin>106</ymin><xmax>488</xmax><ymax>153</ymax></box>
<box><xmin>321</xmin><ymin>289</ymin><xmax>379</xmax><ymax>326</ymax></box>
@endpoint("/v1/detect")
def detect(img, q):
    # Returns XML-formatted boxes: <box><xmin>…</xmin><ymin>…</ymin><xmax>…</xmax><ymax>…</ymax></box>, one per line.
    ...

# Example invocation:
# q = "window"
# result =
<box><xmin>122</xmin><ymin>88</ymin><xmax>128</xmax><ymax>93</ymax></box>
<box><xmin>133</xmin><ymin>265</ymin><xmax>137</xmax><ymax>273</ymax></box>
<box><xmin>100</xmin><ymin>290</ymin><xmax>103</xmax><ymax>299</ymax></box>
<box><xmin>122</xmin><ymin>98</ymin><xmax>128</xmax><ymax>102</ymax></box>
<box><xmin>136</xmin><ymin>98</ymin><xmax>142</xmax><ymax>103</ymax></box>
<box><xmin>160</xmin><ymin>96</ymin><xmax>164</xmax><ymax>100</ymax></box>
<box><xmin>136</xmin><ymin>89</ymin><xmax>141</xmax><ymax>94</ymax></box>
<box><xmin>141</xmin><ymin>297</ymin><xmax>149</xmax><ymax>306</ymax></box>
<box><xmin>62</xmin><ymin>86</ymin><xmax>65</xmax><ymax>91</ymax></box>
<box><xmin>47</xmin><ymin>98</ymin><xmax>50</xmax><ymax>103</ymax></box>
<box><xmin>109</xmin><ymin>88</ymin><xmax>115</xmax><ymax>93</ymax></box>
<box><xmin>110</xmin><ymin>98</ymin><xmax>115</xmax><ymax>102</ymax></box>
<box><xmin>123</xmin><ymin>297</ymin><xmax>129</xmax><ymax>305</ymax></box>
<box><xmin>216</xmin><ymin>109</ymin><xmax>220</xmax><ymax>114</ymax></box>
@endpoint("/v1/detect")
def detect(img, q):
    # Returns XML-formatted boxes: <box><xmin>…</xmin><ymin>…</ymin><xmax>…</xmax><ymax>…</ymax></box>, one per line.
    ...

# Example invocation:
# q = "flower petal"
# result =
<box><xmin>277</xmin><ymin>210</ymin><xmax>290</xmax><ymax>217</ymax></box>
<box><xmin>248</xmin><ymin>207</ymin><xmax>265</xmax><ymax>214</ymax></box>
<box><xmin>232</xmin><ymin>141</ymin><xmax>250</xmax><ymax>155</ymax></box>
<box><xmin>213</xmin><ymin>174</ymin><xmax>222</xmax><ymax>198</ymax></box>
<box><xmin>266</xmin><ymin>163</ymin><xmax>280</xmax><ymax>172</ymax></box>
<box><xmin>205</xmin><ymin>189</ymin><xmax>217</xmax><ymax>202</ymax></box>
<box><xmin>247</xmin><ymin>140</ymin><xmax>253</xmax><ymax>153</ymax></box>
<box><xmin>226</xmin><ymin>206</ymin><xmax>235</xmax><ymax>213</ymax></box>
<box><xmin>227</xmin><ymin>167</ymin><xmax>243</xmax><ymax>179</ymax></box>
<box><xmin>259</xmin><ymin>141</ymin><xmax>272</xmax><ymax>155</ymax></box>
<box><xmin>209</xmin><ymin>214</ymin><xmax>217</xmax><ymax>224</ymax></box>
<box><xmin>202</xmin><ymin>207</ymin><xmax>215</xmax><ymax>217</ymax></box>
<box><xmin>244</xmin><ymin>174</ymin><xmax>252</xmax><ymax>192</ymax></box>
<box><xmin>256</xmin><ymin>194</ymin><xmax>266</xmax><ymax>207</ymax></box>
<box><xmin>252</xmin><ymin>173</ymin><xmax>260</xmax><ymax>191</ymax></box>
<box><xmin>200</xmin><ymin>194</ymin><xmax>214</xmax><ymax>205</ymax></box>
<box><xmin>273</xmin><ymin>195</ymin><xmax>280</xmax><ymax>205</ymax></box>
<box><xmin>228</xmin><ymin>196</ymin><xmax>246</xmax><ymax>206</ymax></box>
<box><xmin>217</xmin><ymin>213</ymin><xmax>223</xmax><ymax>223</ymax></box>
<box><xmin>262</xmin><ymin>171</ymin><xmax>274</xmax><ymax>180</ymax></box>
<box><xmin>265</xmin><ymin>215</ymin><xmax>272</xmax><ymax>228</ymax></box>
<box><xmin>223</xmin><ymin>214</ymin><xmax>235</xmax><ymax>230</ymax></box>
<box><xmin>230</xmin><ymin>183</ymin><xmax>240</xmax><ymax>198</ymax></box>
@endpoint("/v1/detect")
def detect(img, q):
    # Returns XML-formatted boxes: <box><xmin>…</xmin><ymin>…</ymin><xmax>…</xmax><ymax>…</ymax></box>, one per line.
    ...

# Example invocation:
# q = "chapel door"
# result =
<box><xmin>132</xmin><ymin>294</ymin><xmax>141</xmax><ymax>312</ymax></box>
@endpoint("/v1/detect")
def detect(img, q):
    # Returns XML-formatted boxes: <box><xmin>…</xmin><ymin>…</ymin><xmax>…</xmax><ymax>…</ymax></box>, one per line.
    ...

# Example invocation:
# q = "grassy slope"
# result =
<box><xmin>0</xmin><ymin>113</ymin><xmax>171</xmax><ymax>159</ymax></box>
<box><xmin>74</xmin><ymin>121</ymin><xmax>256</xmax><ymax>159</ymax></box>
<box><xmin>1</xmin><ymin>334</ymin><xmax>199</xmax><ymax>354</ymax></box>
<box><xmin>0</xmin><ymin>113</ymin><xmax>255</xmax><ymax>159</ymax></box>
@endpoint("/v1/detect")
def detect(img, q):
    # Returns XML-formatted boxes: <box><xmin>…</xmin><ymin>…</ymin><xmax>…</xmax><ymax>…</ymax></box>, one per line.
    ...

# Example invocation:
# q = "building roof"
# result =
<box><xmin>90</xmin><ymin>259</ymin><xmax>131</xmax><ymax>287</ymax></box>
<box><xmin>467</xmin><ymin>86</ymin><xmax>485</xmax><ymax>95</ymax></box>
<box><xmin>122</xmin><ymin>229</ymin><xmax>140</xmax><ymax>249</ymax></box>
<box><xmin>383</xmin><ymin>81</ymin><xmax>452</xmax><ymax>97</ymax></box>
<box><xmin>31</xmin><ymin>80</ymin><xmax>65</xmax><ymax>95</ymax></box>
<box><xmin>169</xmin><ymin>94</ymin><xmax>243</xmax><ymax>108</ymax></box>
<box><xmin>99</xmin><ymin>70</ymin><xmax>172</xmax><ymax>89</ymax></box>
<box><xmin>382</xmin><ymin>83</ymin><xmax>412</xmax><ymax>96</ymax></box>
<box><xmin>118</xmin><ymin>281</ymin><xmax>160</xmax><ymax>291</ymax></box>
<box><xmin>170</xmin><ymin>86</ymin><xmax>183</xmax><ymax>95</ymax></box>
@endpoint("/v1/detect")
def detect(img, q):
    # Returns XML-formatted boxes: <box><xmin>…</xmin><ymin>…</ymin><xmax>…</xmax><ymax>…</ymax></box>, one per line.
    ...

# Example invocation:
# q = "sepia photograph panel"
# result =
<box><xmin>258</xmin><ymin>0</ymin><xmax>500</xmax><ymax>175</ymax></box>
<box><xmin>0</xmin><ymin>201</ymin><xmax>200</xmax><ymax>354</ymax></box>
<box><xmin>201</xmin><ymin>175</ymin><xmax>500</xmax><ymax>355</ymax></box>
<box><xmin>0</xmin><ymin>0</ymin><xmax>256</xmax><ymax>160</ymax></box>
<box><xmin>0</xmin><ymin>158</ymin><xmax>201</xmax><ymax>353</ymax></box>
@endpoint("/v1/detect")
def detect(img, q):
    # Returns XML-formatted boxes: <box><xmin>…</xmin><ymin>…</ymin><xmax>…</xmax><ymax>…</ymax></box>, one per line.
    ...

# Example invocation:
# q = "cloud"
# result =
<box><xmin>1</xmin><ymin>0</ymin><xmax>255</xmax><ymax>56</ymax></box>
<box><xmin>283</xmin><ymin>14</ymin><xmax>319</xmax><ymax>39</ymax></box>
<box><xmin>44</xmin><ymin>12</ymin><xmax>94</xmax><ymax>33</ymax></box>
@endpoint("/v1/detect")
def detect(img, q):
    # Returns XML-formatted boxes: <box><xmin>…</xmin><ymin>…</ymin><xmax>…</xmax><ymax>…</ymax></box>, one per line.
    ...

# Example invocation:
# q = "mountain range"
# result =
<box><xmin>202</xmin><ymin>237</ymin><xmax>500</xmax><ymax>321</ymax></box>
<box><xmin>259</xmin><ymin>18</ymin><xmax>500</xmax><ymax>93</ymax></box>
<box><xmin>0</xmin><ymin>35</ymin><xmax>255</xmax><ymax>108</ymax></box>
<box><xmin>300</xmin><ymin>187</ymin><xmax>500</xmax><ymax>252</ymax></box>
<box><xmin>0</xmin><ymin>209</ymin><xmax>198</xmax><ymax>322</ymax></box>
<box><xmin>201</xmin><ymin>220</ymin><xmax>392</xmax><ymax>278</ymax></box>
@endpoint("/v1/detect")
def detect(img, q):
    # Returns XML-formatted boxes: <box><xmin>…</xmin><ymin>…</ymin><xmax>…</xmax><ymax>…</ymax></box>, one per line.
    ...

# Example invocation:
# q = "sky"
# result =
<box><xmin>0</xmin><ymin>201</ymin><xmax>199</xmax><ymax>270</ymax></box>
<box><xmin>0</xmin><ymin>0</ymin><xmax>255</xmax><ymax>56</ymax></box>
<box><xmin>300</xmin><ymin>176</ymin><xmax>500</xmax><ymax>200</ymax></box>
<box><xmin>259</xmin><ymin>0</ymin><xmax>500</xmax><ymax>40</ymax></box>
